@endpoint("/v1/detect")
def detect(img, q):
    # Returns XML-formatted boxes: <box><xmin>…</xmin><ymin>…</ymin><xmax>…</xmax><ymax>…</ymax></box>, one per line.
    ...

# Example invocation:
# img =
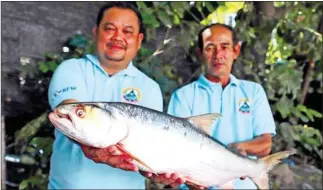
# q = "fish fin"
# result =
<box><xmin>183</xmin><ymin>177</ymin><xmax>208</xmax><ymax>189</ymax></box>
<box><xmin>187</xmin><ymin>113</ymin><xmax>222</xmax><ymax>135</ymax></box>
<box><xmin>252</xmin><ymin>149</ymin><xmax>297</xmax><ymax>189</ymax></box>
<box><xmin>218</xmin><ymin>180</ymin><xmax>234</xmax><ymax>189</ymax></box>
<box><xmin>115</xmin><ymin>144</ymin><xmax>158</xmax><ymax>175</ymax></box>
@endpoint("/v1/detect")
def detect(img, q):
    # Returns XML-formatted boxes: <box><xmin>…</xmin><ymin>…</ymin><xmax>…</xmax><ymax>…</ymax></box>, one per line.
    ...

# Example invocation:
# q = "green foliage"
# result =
<box><xmin>234</xmin><ymin>2</ymin><xmax>322</xmax><ymax>168</ymax></box>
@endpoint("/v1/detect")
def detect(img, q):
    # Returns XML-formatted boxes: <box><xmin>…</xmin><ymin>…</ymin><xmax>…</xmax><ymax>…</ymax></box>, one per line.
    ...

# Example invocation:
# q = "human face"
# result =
<box><xmin>93</xmin><ymin>7</ymin><xmax>143</xmax><ymax>71</ymax></box>
<box><xmin>200</xmin><ymin>25</ymin><xmax>240</xmax><ymax>80</ymax></box>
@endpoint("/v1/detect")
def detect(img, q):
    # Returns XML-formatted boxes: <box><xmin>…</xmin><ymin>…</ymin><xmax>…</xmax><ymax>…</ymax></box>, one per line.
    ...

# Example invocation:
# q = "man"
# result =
<box><xmin>48</xmin><ymin>2</ymin><xmax>180</xmax><ymax>189</ymax></box>
<box><xmin>167</xmin><ymin>23</ymin><xmax>276</xmax><ymax>189</ymax></box>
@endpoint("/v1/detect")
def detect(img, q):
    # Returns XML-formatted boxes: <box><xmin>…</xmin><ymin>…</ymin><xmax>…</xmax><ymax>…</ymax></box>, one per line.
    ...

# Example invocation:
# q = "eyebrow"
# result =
<box><xmin>124</xmin><ymin>25</ymin><xmax>134</xmax><ymax>30</ymax></box>
<box><xmin>205</xmin><ymin>42</ymin><xmax>231</xmax><ymax>47</ymax></box>
<box><xmin>103</xmin><ymin>22</ymin><xmax>134</xmax><ymax>30</ymax></box>
<box><xmin>103</xmin><ymin>22</ymin><xmax>115</xmax><ymax>27</ymax></box>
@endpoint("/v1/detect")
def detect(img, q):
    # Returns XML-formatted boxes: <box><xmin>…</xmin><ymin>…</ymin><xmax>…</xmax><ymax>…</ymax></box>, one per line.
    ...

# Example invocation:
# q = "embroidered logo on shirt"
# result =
<box><xmin>122</xmin><ymin>88</ymin><xmax>141</xmax><ymax>103</ymax></box>
<box><xmin>238</xmin><ymin>98</ymin><xmax>252</xmax><ymax>114</ymax></box>
<box><xmin>54</xmin><ymin>86</ymin><xmax>77</xmax><ymax>97</ymax></box>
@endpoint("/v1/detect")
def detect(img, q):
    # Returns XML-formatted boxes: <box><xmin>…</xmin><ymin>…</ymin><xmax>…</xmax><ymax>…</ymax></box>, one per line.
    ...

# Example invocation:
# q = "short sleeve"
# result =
<box><xmin>144</xmin><ymin>83</ymin><xmax>163</xmax><ymax>112</ymax></box>
<box><xmin>48</xmin><ymin>59</ymin><xmax>87</xmax><ymax>110</ymax></box>
<box><xmin>167</xmin><ymin>89</ymin><xmax>192</xmax><ymax>118</ymax></box>
<box><xmin>252</xmin><ymin>85</ymin><xmax>276</xmax><ymax>137</ymax></box>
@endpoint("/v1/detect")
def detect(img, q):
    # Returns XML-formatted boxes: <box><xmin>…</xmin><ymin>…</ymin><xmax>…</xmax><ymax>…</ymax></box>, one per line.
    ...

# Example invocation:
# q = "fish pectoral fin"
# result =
<box><xmin>183</xmin><ymin>177</ymin><xmax>208</xmax><ymax>190</ymax></box>
<box><xmin>187</xmin><ymin>113</ymin><xmax>222</xmax><ymax>135</ymax></box>
<box><xmin>116</xmin><ymin>144</ymin><xmax>157</xmax><ymax>175</ymax></box>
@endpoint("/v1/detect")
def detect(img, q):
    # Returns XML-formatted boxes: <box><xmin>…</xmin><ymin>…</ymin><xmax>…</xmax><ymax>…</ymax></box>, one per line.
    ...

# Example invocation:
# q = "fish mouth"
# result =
<box><xmin>49</xmin><ymin>109</ymin><xmax>75</xmax><ymax>130</ymax></box>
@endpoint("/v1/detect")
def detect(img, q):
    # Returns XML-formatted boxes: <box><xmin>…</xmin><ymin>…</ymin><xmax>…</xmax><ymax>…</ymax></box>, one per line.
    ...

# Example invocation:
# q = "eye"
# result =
<box><xmin>75</xmin><ymin>108</ymin><xmax>86</xmax><ymax>118</ymax></box>
<box><xmin>104</xmin><ymin>27</ymin><xmax>115</xmax><ymax>32</ymax></box>
<box><xmin>124</xmin><ymin>30</ymin><xmax>133</xmax><ymax>34</ymax></box>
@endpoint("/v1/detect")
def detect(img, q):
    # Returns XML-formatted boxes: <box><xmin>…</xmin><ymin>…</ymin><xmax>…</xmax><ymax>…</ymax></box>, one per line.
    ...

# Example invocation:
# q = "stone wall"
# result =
<box><xmin>1</xmin><ymin>1</ymin><xmax>106</xmax><ymax>73</ymax></box>
<box><xmin>1</xmin><ymin>2</ymin><xmax>106</xmax><ymax>117</ymax></box>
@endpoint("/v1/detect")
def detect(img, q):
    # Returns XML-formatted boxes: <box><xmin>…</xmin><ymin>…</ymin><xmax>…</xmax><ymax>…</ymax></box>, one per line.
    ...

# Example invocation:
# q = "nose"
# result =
<box><xmin>212</xmin><ymin>47</ymin><xmax>223</xmax><ymax>59</ymax></box>
<box><xmin>111</xmin><ymin>30</ymin><xmax>123</xmax><ymax>41</ymax></box>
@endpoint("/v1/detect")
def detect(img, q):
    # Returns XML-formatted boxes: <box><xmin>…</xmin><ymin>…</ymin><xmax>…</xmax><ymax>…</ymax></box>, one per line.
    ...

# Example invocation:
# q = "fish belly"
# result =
<box><xmin>121</xmin><ymin>120</ymin><xmax>261</xmax><ymax>187</ymax></box>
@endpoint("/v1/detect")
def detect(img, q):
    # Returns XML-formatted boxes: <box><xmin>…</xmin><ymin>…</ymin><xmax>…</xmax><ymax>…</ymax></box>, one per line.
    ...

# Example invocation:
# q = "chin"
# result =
<box><xmin>105</xmin><ymin>55</ymin><xmax>125</xmax><ymax>62</ymax></box>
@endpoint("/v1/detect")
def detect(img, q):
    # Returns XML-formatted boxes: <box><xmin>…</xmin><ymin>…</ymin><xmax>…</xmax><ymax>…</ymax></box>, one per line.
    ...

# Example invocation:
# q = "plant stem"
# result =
<box><xmin>300</xmin><ymin>59</ymin><xmax>315</xmax><ymax>104</ymax></box>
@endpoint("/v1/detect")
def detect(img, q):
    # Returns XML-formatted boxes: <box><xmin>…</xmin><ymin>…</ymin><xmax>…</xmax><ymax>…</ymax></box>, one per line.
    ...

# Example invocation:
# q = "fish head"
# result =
<box><xmin>48</xmin><ymin>102</ymin><xmax>127</xmax><ymax>148</ymax></box>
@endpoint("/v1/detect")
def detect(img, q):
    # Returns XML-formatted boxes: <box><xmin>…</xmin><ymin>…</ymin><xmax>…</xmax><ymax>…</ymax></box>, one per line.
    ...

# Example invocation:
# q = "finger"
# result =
<box><xmin>176</xmin><ymin>176</ymin><xmax>186</xmax><ymax>184</ymax></box>
<box><xmin>164</xmin><ymin>173</ymin><xmax>171</xmax><ymax>179</ymax></box>
<box><xmin>142</xmin><ymin>171</ymin><xmax>152</xmax><ymax>178</ymax></box>
<box><xmin>107</xmin><ymin>146</ymin><xmax>123</xmax><ymax>155</ymax></box>
<box><xmin>107</xmin><ymin>155</ymin><xmax>126</xmax><ymax>166</ymax></box>
<box><xmin>153</xmin><ymin>174</ymin><xmax>168</xmax><ymax>183</ymax></box>
<box><xmin>237</xmin><ymin>149</ymin><xmax>247</xmax><ymax>156</ymax></box>
<box><xmin>118</xmin><ymin>162</ymin><xmax>138</xmax><ymax>171</ymax></box>
<box><xmin>167</xmin><ymin>173</ymin><xmax>179</xmax><ymax>184</ymax></box>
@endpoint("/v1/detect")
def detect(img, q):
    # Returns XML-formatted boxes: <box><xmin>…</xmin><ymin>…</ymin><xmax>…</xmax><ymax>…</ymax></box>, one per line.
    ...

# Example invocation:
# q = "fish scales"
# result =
<box><xmin>48</xmin><ymin>102</ymin><xmax>297</xmax><ymax>189</ymax></box>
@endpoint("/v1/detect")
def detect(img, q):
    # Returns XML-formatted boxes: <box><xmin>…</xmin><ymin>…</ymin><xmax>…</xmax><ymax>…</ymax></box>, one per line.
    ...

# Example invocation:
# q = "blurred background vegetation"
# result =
<box><xmin>2</xmin><ymin>1</ymin><xmax>322</xmax><ymax>190</ymax></box>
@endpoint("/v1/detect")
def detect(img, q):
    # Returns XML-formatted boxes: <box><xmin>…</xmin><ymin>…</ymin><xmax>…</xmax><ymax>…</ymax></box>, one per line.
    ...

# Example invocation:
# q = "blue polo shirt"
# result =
<box><xmin>47</xmin><ymin>54</ymin><xmax>163</xmax><ymax>189</ymax></box>
<box><xmin>167</xmin><ymin>74</ymin><xmax>276</xmax><ymax>189</ymax></box>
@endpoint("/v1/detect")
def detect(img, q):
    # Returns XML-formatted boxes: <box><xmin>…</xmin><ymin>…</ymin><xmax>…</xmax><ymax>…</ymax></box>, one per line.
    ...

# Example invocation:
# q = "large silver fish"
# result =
<box><xmin>48</xmin><ymin>102</ymin><xmax>295</xmax><ymax>189</ymax></box>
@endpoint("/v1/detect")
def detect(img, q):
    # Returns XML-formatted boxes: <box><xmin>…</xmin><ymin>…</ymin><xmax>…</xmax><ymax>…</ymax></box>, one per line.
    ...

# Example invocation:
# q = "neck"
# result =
<box><xmin>100</xmin><ymin>60</ymin><xmax>129</xmax><ymax>76</ymax></box>
<box><xmin>205</xmin><ymin>74</ymin><xmax>230</xmax><ymax>88</ymax></box>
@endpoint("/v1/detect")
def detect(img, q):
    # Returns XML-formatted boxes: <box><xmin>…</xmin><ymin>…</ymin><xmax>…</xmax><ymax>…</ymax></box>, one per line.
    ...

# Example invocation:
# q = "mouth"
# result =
<box><xmin>48</xmin><ymin>109</ymin><xmax>75</xmax><ymax>130</ymax></box>
<box><xmin>107</xmin><ymin>43</ymin><xmax>126</xmax><ymax>50</ymax></box>
<box><xmin>212</xmin><ymin>62</ymin><xmax>224</xmax><ymax>68</ymax></box>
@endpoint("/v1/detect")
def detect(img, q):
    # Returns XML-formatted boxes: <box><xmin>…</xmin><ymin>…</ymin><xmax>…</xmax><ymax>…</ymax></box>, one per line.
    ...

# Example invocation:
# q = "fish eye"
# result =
<box><xmin>75</xmin><ymin>108</ymin><xmax>85</xmax><ymax>118</ymax></box>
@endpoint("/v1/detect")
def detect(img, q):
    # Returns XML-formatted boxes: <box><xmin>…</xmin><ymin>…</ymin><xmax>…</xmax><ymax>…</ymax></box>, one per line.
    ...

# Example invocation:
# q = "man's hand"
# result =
<box><xmin>140</xmin><ymin>171</ymin><xmax>186</xmax><ymax>188</ymax></box>
<box><xmin>227</xmin><ymin>142</ymin><xmax>247</xmax><ymax>156</ymax></box>
<box><xmin>81</xmin><ymin>144</ymin><xmax>138</xmax><ymax>171</ymax></box>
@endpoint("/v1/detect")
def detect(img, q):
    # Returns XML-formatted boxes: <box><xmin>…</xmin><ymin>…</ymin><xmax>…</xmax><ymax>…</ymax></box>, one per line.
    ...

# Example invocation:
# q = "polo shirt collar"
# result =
<box><xmin>197</xmin><ymin>73</ymin><xmax>240</xmax><ymax>89</ymax></box>
<box><xmin>85</xmin><ymin>54</ymin><xmax>137</xmax><ymax>77</ymax></box>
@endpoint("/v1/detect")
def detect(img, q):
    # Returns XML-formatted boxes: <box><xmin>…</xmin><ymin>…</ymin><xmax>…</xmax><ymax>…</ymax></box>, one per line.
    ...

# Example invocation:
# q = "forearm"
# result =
<box><xmin>241</xmin><ymin>134</ymin><xmax>272</xmax><ymax>157</ymax></box>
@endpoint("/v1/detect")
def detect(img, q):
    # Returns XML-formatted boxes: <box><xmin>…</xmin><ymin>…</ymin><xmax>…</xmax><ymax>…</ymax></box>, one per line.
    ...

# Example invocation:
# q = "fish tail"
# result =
<box><xmin>252</xmin><ymin>149</ymin><xmax>297</xmax><ymax>189</ymax></box>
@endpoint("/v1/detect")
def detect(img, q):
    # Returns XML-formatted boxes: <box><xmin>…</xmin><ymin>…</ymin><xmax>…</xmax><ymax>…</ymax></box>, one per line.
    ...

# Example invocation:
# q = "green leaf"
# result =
<box><xmin>296</xmin><ymin>104</ymin><xmax>308</xmax><ymax>112</ymax></box>
<box><xmin>308</xmin><ymin>108</ymin><xmax>323</xmax><ymax>118</ymax></box>
<box><xmin>171</xmin><ymin>2</ymin><xmax>190</xmax><ymax>11</ymax></box>
<box><xmin>69</xmin><ymin>34</ymin><xmax>87</xmax><ymax>48</ymax></box>
<box><xmin>142</xmin><ymin>12</ymin><xmax>159</xmax><ymax>28</ymax></box>
<box><xmin>205</xmin><ymin>2</ymin><xmax>215</xmax><ymax>12</ymax></box>
<box><xmin>173</xmin><ymin>14</ymin><xmax>180</xmax><ymax>25</ymax></box>
<box><xmin>19</xmin><ymin>180</ymin><xmax>28</xmax><ymax>190</ymax></box>
<box><xmin>20</xmin><ymin>155</ymin><xmax>36</xmax><ymax>165</ymax></box>
<box><xmin>136</xmin><ymin>2</ymin><xmax>147</xmax><ymax>9</ymax></box>
<box><xmin>156</xmin><ymin>10</ymin><xmax>172</xmax><ymax>26</ymax></box>
<box><xmin>48</xmin><ymin>61</ymin><xmax>58</xmax><ymax>72</ymax></box>
<box><xmin>38</xmin><ymin>61</ymin><xmax>48</xmax><ymax>73</ymax></box>
<box><xmin>153</xmin><ymin>2</ymin><xmax>161</xmax><ymax>7</ymax></box>
<box><xmin>15</xmin><ymin>112</ymin><xmax>48</xmax><ymax>145</ymax></box>
<box><xmin>299</xmin><ymin>114</ymin><xmax>310</xmax><ymax>123</ymax></box>
<box><xmin>195</xmin><ymin>1</ymin><xmax>203</xmax><ymax>12</ymax></box>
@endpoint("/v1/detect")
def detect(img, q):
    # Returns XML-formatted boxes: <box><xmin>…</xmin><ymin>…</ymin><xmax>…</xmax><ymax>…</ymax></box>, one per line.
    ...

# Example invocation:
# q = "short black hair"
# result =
<box><xmin>197</xmin><ymin>23</ymin><xmax>238</xmax><ymax>49</ymax></box>
<box><xmin>96</xmin><ymin>2</ymin><xmax>144</xmax><ymax>35</ymax></box>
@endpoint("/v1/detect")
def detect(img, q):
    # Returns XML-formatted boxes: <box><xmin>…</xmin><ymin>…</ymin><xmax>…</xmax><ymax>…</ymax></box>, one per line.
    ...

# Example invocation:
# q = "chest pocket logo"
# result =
<box><xmin>238</xmin><ymin>98</ymin><xmax>252</xmax><ymax>114</ymax></box>
<box><xmin>122</xmin><ymin>88</ymin><xmax>142</xmax><ymax>103</ymax></box>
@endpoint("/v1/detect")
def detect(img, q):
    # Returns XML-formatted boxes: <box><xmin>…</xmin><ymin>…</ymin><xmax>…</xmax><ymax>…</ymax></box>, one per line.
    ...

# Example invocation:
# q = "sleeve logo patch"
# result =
<box><xmin>54</xmin><ymin>86</ymin><xmax>77</xmax><ymax>97</ymax></box>
<box><xmin>122</xmin><ymin>87</ymin><xmax>141</xmax><ymax>103</ymax></box>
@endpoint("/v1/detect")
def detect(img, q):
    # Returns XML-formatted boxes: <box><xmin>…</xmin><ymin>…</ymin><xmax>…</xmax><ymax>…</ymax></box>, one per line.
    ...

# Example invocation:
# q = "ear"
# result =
<box><xmin>196</xmin><ymin>47</ymin><xmax>203</xmax><ymax>57</ymax></box>
<box><xmin>233</xmin><ymin>41</ymin><xmax>241</xmax><ymax>59</ymax></box>
<box><xmin>92</xmin><ymin>27</ymin><xmax>98</xmax><ymax>41</ymax></box>
<box><xmin>138</xmin><ymin>33</ymin><xmax>144</xmax><ymax>48</ymax></box>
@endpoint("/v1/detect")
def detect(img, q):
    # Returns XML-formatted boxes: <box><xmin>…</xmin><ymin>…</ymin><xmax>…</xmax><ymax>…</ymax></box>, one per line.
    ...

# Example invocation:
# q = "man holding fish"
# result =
<box><xmin>167</xmin><ymin>23</ymin><xmax>277</xmax><ymax>189</ymax></box>
<box><xmin>47</xmin><ymin>2</ymin><xmax>283</xmax><ymax>190</ymax></box>
<box><xmin>47</xmin><ymin>2</ymin><xmax>182</xmax><ymax>189</ymax></box>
